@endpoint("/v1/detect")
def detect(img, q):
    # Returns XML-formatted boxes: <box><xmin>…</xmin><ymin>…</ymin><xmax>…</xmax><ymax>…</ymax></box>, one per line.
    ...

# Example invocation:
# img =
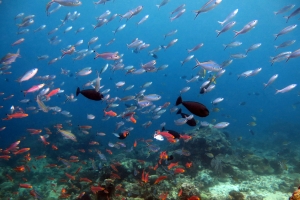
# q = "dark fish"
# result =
<box><xmin>167</xmin><ymin>155</ymin><xmax>173</xmax><ymax>161</ymax></box>
<box><xmin>150</xmin><ymin>53</ymin><xmax>158</xmax><ymax>59</ymax></box>
<box><xmin>176</xmin><ymin>96</ymin><xmax>209</xmax><ymax>117</ymax></box>
<box><xmin>176</xmin><ymin>108</ymin><xmax>197</xmax><ymax>126</ymax></box>
<box><xmin>162</xmin><ymin>127</ymin><xmax>180</xmax><ymax>139</ymax></box>
<box><xmin>80</xmin><ymin>194</ymin><xmax>92</xmax><ymax>200</ymax></box>
<box><xmin>239</xmin><ymin>101</ymin><xmax>246</xmax><ymax>106</ymax></box>
<box><xmin>76</xmin><ymin>87</ymin><xmax>103</xmax><ymax>101</ymax></box>
<box><xmin>249</xmin><ymin>129</ymin><xmax>255</xmax><ymax>135</ymax></box>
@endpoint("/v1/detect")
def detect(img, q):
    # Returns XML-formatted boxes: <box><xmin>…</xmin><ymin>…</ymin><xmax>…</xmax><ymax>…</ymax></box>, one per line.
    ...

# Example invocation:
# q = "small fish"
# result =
<box><xmin>275</xmin><ymin>84</ymin><xmax>297</xmax><ymax>94</ymax></box>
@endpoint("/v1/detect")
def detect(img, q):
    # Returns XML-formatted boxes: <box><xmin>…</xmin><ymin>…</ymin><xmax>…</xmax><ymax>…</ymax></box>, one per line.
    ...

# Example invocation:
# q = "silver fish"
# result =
<box><xmin>275</xmin><ymin>84</ymin><xmax>297</xmax><ymax>94</ymax></box>
<box><xmin>263</xmin><ymin>74</ymin><xmax>278</xmax><ymax>89</ymax></box>
<box><xmin>216</xmin><ymin>21</ymin><xmax>236</xmax><ymax>37</ymax></box>
<box><xmin>274</xmin><ymin>24</ymin><xmax>297</xmax><ymax>40</ymax></box>
<box><xmin>233</xmin><ymin>20</ymin><xmax>258</xmax><ymax>38</ymax></box>
<box><xmin>218</xmin><ymin>9</ymin><xmax>238</xmax><ymax>26</ymax></box>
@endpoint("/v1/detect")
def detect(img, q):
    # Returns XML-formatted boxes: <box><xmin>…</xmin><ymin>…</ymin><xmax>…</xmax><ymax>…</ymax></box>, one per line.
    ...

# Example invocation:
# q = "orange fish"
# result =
<box><xmin>129</xmin><ymin>115</ymin><xmax>136</xmax><ymax>123</ymax></box>
<box><xmin>186</xmin><ymin>162</ymin><xmax>192</xmax><ymax>168</ymax></box>
<box><xmin>141</xmin><ymin>169</ymin><xmax>149</xmax><ymax>183</ymax></box>
<box><xmin>155</xmin><ymin>130</ymin><xmax>174</xmax><ymax>139</ymax></box>
<box><xmin>188</xmin><ymin>196</ymin><xmax>201</xmax><ymax>200</ymax></box>
<box><xmin>14</xmin><ymin>165</ymin><xmax>25</xmax><ymax>172</ymax></box>
<box><xmin>153</xmin><ymin>163</ymin><xmax>159</xmax><ymax>171</ymax></box>
<box><xmin>104</xmin><ymin>110</ymin><xmax>117</xmax><ymax>117</ymax></box>
<box><xmin>19</xmin><ymin>183</ymin><xmax>32</xmax><ymax>189</ymax></box>
<box><xmin>7</xmin><ymin>112</ymin><xmax>28</xmax><ymax>119</ymax></box>
<box><xmin>46</xmin><ymin>88</ymin><xmax>60</xmax><ymax>100</ymax></box>
<box><xmin>159</xmin><ymin>192</ymin><xmax>168</xmax><ymax>200</ymax></box>
<box><xmin>61</xmin><ymin>188</ymin><xmax>67</xmax><ymax>194</ymax></box>
<box><xmin>180</xmin><ymin>134</ymin><xmax>192</xmax><ymax>142</ymax></box>
<box><xmin>133</xmin><ymin>140</ymin><xmax>137</xmax><ymax>147</ymax></box>
<box><xmin>154</xmin><ymin>176</ymin><xmax>167</xmax><ymax>184</ymax></box>
<box><xmin>174</xmin><ymin>168</ymin><xmax>185</xmax><ymax>174</ymax></box>
<box><xmin>167</xmin><ymin>162</ymin><xmax>178</xmax><ymax>170</ymax></box>
<box><xmin>13</xmin><ymin>148</ymin><xmax>30</xmax><ymax>155</ymax></box>
<box><xmin>178</xmin><ymin>188</ymin><xmax>182</xmax><ymax>197</ymax></box>
<box><xmin>159</xmin><ymin>151</ymin><xmax>168</xmax><ymax>164</ymax></box>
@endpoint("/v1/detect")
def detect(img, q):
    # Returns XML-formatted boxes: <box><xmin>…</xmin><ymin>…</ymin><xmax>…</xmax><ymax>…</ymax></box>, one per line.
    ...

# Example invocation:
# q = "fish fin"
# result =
<box><xmin>273</xmin><ymin>34</ymin><xmax>278</xmax><ymax>40</ymax></box>
<box><xmin>274</xmin><ymin>46</ymin><xmax>278</xmax><ymax>50</ymax></box>
<box><xmin>274</xmin><ymin>11</ymin><xmax>277</xmax><ymax>15</ymax></box>
<box><xmin>76</xmin><ymin>87</ymin><xmax>80</xmax><ymax>96</ymax></box>
<box><xmin>176</xmin><ymin>96</ymin><xmax>182</xmax><ymax>106</ymax></box>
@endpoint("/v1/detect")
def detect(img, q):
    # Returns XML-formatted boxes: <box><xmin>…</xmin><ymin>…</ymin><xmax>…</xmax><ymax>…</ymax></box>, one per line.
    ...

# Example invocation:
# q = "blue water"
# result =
<box><xmin>0</xmin><ymin>0</ymin><xmax>300</xmax><ymax>199</ymax></box>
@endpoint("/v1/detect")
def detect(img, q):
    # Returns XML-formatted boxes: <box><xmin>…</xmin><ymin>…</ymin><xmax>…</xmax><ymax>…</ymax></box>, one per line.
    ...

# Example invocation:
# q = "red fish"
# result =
<box><xmin>13</xmin><ymin>148</ymin><xmax>30</xmax><ymax>155</ymax></box>
<box><xmin>52</xmin><ymin>144</ymin><xmax>58</xmax><ymax>150</ymax></box>
<box><xmin>35</xmin><ymin>155</ymin><xmax>46</xmax><ymax>160</ymax></box>
<box><xmin>80</xmin><ymin>178</ymin><xmax>92</xmax><ymax>183</ymax></box>
<box><xmin>133</xmin><ymin>140</ymin><xmax>137</xmax><ymax>147</ymax></box>
<box><xmin>0</xmin><ymin>155</ymin><xmax>11</xmax><ymax>160</ymax></box>
<box><xmin>14</xmin><ymin>166</ymin><xmax>25</xmax><ymax>172</ymax></box>
<box><xmin>27</xmin><ymin>129</ymin><xmax>42</xmax><ymax>134</ymax></box>
<box><xmin>110</xmin><ymin>164</ymin><xmax>118</xmax><ymax>172</ymax></box>
<box><xmin>178</xmin><ymin>188</ymin><xmax>182</xmax><ymax>197</ymax></box>
<box><xmin>104</xmin><ymin>110</ymin><xmax>117</xmax><ymax>117</ymax></box>
<box><xmin>91</xmin><ymin>186</ymin><xmax>105</xmax><ymax>194</ymax></box>
<box><xmin>19</xmin><ymin>183</ymin><xmax>32</xmax><ymax>189</ymax></box>
<box><xmin>154</xmin><ymin>176</ymin><xmax>167</xmax><ymax>184</ymax></box>
<box><xmin>40</xmin><ymin>135</ymin><xmax>50</xmax><ymax>145</ymax></box>
<box><xmin>174</xmin><ymin>168</ymin><xmax>185</xmax><ymax>174</ymax></box>
<box><xmin>186</xmin><ymin>162</ymin><xmax>193</xmax><ymax>168</ymax></box>
<box><xmin>46</xmin><ymin>88</ymin><xmax>60</xmax><ymax>100</ymax></box>
<box><xmin>167</xmin><ymin>162</ymin><xmax>178</xmax><ymax>170</ymax></box>
<box><xmin>65</xmin><ymin>173</ymin><xmax>75</xmax><ymax>180</ymax></box>
<box><xmin>7</xmin><ymin>112</ymin><xmax>28</xmax><ymax>119</ymax></box>
<box><xmin>159</xmin><ymin>192</ymin><xmax>168</xmax><ymax>200</ymax></box>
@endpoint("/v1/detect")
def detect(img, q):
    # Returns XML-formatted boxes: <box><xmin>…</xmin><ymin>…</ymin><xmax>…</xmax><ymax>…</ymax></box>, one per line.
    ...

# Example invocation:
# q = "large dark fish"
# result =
<box><xmin>76</xmin><ymin>87</ymin><xmax>103</xmax><ymax>101</ymax></box>
<box><xmin>176</xmin><ymin>108</ymin><xmax>197</xmax><ymax>126</ymax></box>
<box><xmin>176</xmin><ymin>96</ymin><xmax>209</xmax><ymax>117</ymax></box>
<box><xmin>162</xmin><ymin>127</ymin><xmax>180</xmax><ymax>139</ymax></box>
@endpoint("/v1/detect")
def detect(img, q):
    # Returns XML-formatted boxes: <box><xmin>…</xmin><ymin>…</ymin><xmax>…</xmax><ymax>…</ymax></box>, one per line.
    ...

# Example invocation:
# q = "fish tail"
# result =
<box><xmin>76</xmin><ymin>87</ymin><xmax>80</xmax><ymax>96</ymax></box>
<box><xmin>217</xmin><ymin>21</ymin><xmax>224</xmax><ymax>26</ymax></box>
<box><xmin>275</xmin><ymin>89</ymin><xmax>279</xmax><ymax>94</ymax></box>
<box><xmin>176</xmin><ymin>96</ymin><xmax>182</xmax><ymax>106</ymax></box>
<box><xmin>263</xmin><ymin>83</ymin><xmax>267</xmax><ymax>89</ymax></box>
<box><xmin>216</xmin><ymin>30</ymin><xmax>220</xmax><ymax>37</ymax></box>
<box><xmin>273</xmin><ymin>34</ymin><xmax>278</xmax><ymax>40</ymax></box>
<box><xmin>233</xmin><ymin>31</ymin><xmax>239</xmax><ymax>38</ymax></box>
